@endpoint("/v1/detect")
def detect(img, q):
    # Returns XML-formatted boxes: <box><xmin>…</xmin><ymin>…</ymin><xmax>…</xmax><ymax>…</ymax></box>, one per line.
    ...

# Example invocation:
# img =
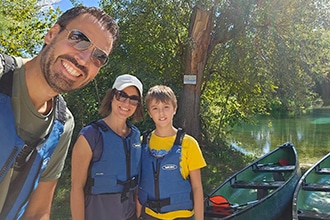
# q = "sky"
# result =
<box><xmin>40</xmin><ymin>0</ymin><xmax>100</xmax><ymax>11</ymax></box>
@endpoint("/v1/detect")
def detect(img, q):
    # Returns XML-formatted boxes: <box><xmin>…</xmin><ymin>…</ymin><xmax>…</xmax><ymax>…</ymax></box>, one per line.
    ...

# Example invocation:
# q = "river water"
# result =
<box><xmin>228</xmin><ymin>108</ymin><xmax>330</xmax><ymax>167</ymax></box>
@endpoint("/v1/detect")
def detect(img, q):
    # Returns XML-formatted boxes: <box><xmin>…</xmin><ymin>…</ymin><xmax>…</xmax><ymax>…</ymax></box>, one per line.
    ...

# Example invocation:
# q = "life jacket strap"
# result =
<box><xmin>117</xmin><ymin>175</ymin><xmax>138</xmax><ymax>202</ymax></box>
<box><xmin>146</xmin><ymin>197</ymin><xmax>171</xmax><ymax>213</ymax></box>
<box><xmin>0</xmin><ymin>54</ymin><xmax>16</xmax><ymax>96</ymax></box>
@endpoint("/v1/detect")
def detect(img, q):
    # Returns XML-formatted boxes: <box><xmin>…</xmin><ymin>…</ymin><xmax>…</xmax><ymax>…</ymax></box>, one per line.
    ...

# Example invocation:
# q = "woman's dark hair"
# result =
<box><xmin>99</xmin><ymin>88</ymin><xmax>144</xmax><ymax>122</ymax></box>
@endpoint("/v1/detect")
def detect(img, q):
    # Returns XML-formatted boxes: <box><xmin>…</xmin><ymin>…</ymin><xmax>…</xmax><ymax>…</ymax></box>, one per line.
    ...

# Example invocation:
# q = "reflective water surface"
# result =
<box><xmin>228</xmin><ymin>108</ymin><xmax>330</xmax><ymax>166</ymax></box>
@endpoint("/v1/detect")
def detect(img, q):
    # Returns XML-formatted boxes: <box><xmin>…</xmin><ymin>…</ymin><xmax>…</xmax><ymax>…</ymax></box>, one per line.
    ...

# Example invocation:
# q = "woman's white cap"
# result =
<box><xmin>112</xmin><ymin>74</ymin><xmax>143</xmax><ymax>96</ymax></box>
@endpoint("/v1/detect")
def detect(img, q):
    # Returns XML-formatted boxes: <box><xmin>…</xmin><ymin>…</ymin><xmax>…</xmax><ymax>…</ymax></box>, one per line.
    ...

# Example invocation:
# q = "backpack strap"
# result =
<box><xmin>142</xmin><ymin>129</ymin><xmax>152</xmax><ymax>145</ymax></box>
<box><xmin>0</xmin><ymin>54</ymin><xmax>17</xmax><ymax>96</ymax></box>
<box><xmin>142</xmin><ymin>128</ymin><xmax>186</xmax><ymax>146</ymax></box>
<box><xmin>174</xmin><ymin>128</ymin><xmax>186</xmax><ymax>146</ymax></box>
<box><xmin>0</xmin><ymin>54</ymin><xmax>16</xmax><ymax>76</ymax></box>
<box><xmin>55</xmin><ymin>95</ymin><xmax>67</xmax><ymax>125</ymax></box>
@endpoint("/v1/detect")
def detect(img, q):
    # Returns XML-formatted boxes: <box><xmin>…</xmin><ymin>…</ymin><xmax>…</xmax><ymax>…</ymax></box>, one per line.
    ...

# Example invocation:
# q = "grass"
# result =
<box><xmin>51</xmin><ymin>163</ymin><xmax>71</xmax><ymax>219</ymax></box>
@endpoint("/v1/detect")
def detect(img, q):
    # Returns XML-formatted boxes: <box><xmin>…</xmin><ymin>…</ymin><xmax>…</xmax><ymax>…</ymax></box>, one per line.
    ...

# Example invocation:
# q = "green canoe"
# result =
<box><xmin>292</xmin><ymin>152</ymin><xmax>330</xmax><ymax>220</ymax></box>
<box><xmin>205</xmin><ymin>142</ymin><xmax>301</xmax><ymax>220</ymax></box>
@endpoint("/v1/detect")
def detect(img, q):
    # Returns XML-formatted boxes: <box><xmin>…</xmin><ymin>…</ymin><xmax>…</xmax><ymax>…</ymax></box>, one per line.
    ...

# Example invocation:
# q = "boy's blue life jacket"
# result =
<box><xmin>138</xmin><ymin>128</ymin><xmax>193</xmax><ymax>213</ymax></box>
<box><xmin>0</xmin><ymin>54</ymin><xmax>67</xmax><ymax>220</ymax></box>
<box><xmin>84</xmin><ymin>120</ymin><xmax>141</xmax><ymax>202</ymax></box>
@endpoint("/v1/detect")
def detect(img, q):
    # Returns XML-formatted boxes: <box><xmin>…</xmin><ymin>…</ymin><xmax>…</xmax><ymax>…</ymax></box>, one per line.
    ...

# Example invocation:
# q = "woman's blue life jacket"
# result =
<box><xmin>0</xmin><ymin>53</ymin><xmax>67</xmax><ymax>220</ymax></box>
<box><xmin>84</xmin><ymin>120</ymin><xmax>142</xmax><ymax>202</ymax></box>
<box><xmin>138</xmin><ymin>128</ymin><xmax>193</xmax><ymax>213</ymax></box>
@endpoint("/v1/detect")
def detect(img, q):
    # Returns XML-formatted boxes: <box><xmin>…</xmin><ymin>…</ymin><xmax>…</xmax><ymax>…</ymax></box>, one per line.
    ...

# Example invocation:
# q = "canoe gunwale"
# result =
<box><xmin>230</xmin><ymin>180</ymin><xmax>285</xmax><ymax>190</ymax></box>
<box><xmin>253</xmin><ymin>164</ymin><xmax>296</xmax><ymax>172</ymax></box>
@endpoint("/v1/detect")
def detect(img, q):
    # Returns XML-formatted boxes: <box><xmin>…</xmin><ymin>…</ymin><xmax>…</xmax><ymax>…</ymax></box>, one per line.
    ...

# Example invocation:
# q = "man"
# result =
<box><xmin>0</xmin><ymin>6</ymin><xmax>119</xmax><ymax>219</ymax></box>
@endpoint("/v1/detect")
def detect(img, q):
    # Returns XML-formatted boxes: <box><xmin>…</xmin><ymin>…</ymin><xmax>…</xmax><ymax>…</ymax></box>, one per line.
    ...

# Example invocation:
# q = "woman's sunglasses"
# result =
<box><xmin>65</xmin><ymin>29</ymin><xmax>108</xmax><ymax>67</ymax></box>
<box><xmin>115</xmin><ymin>91</ymin><xmax>140</xmax><ymax>106</ymax></box>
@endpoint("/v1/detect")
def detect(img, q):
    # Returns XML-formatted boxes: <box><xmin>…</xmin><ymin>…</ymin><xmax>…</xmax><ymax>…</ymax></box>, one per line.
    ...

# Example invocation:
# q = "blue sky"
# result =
<box><xmin>51</xmin><ymin>0</ymin><xmax>100</xmax><ymax>11</ymax></box>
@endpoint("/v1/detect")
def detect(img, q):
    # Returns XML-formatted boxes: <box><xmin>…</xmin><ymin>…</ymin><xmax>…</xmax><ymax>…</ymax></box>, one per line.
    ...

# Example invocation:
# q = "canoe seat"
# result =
<box><xmin>297</xmin><ymin>209</ymin><xmax>330</xmax><ymax>220</ymax></box>
<box><xmin>315</xmin><ymin>166</ymin><xmax>330</xmax><ymax>174</ymax></box>
<box><xmin>231</xmin><ymin>180</ymin><xmax>284</xmax><ymax>190</ymax></box>
<box><xmin>302</xmin><ymin>183</ymin><xmax>330</xmax><ymax>192</ymax></box>
<box><xmin>253</xmin><ymin>164</ymin><xmax>295</xmax><ymax>172</ymax></box>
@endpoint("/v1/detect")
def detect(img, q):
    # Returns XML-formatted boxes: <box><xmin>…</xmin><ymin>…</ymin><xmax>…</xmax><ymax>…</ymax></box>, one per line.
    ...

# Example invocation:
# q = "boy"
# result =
<box><xmin>138</xmin><ymin>85</ymin><xmax>206</xmax><ymax>220</ymax></box>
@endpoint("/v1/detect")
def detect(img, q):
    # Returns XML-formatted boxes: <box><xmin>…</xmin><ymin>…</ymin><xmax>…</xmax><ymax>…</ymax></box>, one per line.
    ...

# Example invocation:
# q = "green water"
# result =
<box><xmin>228</xmin><ymin>108</ymin><xmax>330</xmax><ymax>167</ymax></box>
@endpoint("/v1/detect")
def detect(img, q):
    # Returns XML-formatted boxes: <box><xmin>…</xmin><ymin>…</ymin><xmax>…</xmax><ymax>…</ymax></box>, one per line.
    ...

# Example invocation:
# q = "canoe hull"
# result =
<box><xmin>205</xmin><ymin>142</ymin><xmax>301</xmax><ymax>220</ymax></box>
<box><xmin>292</xmin><ymin>152</ymin><xmax>330</xmax><ymax>220</ymax></box>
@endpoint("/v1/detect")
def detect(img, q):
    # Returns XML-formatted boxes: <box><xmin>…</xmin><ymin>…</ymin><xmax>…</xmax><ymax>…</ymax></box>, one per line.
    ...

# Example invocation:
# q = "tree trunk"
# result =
<box><xmin>177</xmin><ymin>6</ymin><xmax>213</xmax><ymax>143</ymax></box>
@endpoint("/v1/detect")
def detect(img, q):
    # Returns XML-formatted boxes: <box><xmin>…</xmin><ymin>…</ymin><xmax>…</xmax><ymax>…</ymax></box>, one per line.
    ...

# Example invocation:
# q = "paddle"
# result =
<box><xmin>208</xmin><ymin>195</ymin><xmax>259</xmax><ymax>214</ymax></box>
<box><xmin>230</xmin><ymin>200</ymin><xmax>259</xmax><ymax>209</ymax></box>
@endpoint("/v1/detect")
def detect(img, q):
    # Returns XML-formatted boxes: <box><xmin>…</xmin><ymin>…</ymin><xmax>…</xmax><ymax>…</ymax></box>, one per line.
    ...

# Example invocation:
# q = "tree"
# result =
<box><xmin>179</xmin><ymin>6</ymin><xmax>213</xmax><ymax>142</ymax></box>
<box><xmin>0</xmin><ymin>0</ymin><xmax>60</xmax><ymax>57</ymax></box>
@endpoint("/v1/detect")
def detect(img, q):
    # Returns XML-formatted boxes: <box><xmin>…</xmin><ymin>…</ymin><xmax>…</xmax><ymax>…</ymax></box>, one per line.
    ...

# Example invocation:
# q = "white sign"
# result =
<box><xmin>183</xmin><ymin>75</ymin><xmax>196</xmax><ymax>85</ymax></box>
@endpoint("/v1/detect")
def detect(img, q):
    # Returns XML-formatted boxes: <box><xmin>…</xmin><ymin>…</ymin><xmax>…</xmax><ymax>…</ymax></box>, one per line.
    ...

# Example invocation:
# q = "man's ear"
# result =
<box><xmin>44</xmin><ymin>24</ymin><xmax>62</xmax><ymax>45</ymax></box>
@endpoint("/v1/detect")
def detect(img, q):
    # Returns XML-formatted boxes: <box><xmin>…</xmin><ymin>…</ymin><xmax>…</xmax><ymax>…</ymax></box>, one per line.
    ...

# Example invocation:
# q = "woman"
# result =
<box><xmin>71</xmin><ymin>74</ymin><xmax>144</xmax><ymax>220</ymax></box>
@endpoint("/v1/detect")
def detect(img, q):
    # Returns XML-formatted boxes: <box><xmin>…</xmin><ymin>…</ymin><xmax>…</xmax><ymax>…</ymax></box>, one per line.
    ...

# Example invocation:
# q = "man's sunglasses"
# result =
<box><xmin>115</xmin><ymin>90</ymin><xmax>140</xmax><ymax>106</ymax></box>
<box><xmin>65</xmin><ymin>29</ymin><xmax>108</xmax><ymax>67</ymax></box>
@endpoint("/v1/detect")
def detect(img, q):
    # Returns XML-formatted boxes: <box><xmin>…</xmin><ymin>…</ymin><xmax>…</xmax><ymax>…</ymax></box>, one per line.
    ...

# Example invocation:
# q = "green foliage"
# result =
<box><xmin>0</xmin><ymin>0</ymin><xmax>60</xmax><ymax>56</ymax></box>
